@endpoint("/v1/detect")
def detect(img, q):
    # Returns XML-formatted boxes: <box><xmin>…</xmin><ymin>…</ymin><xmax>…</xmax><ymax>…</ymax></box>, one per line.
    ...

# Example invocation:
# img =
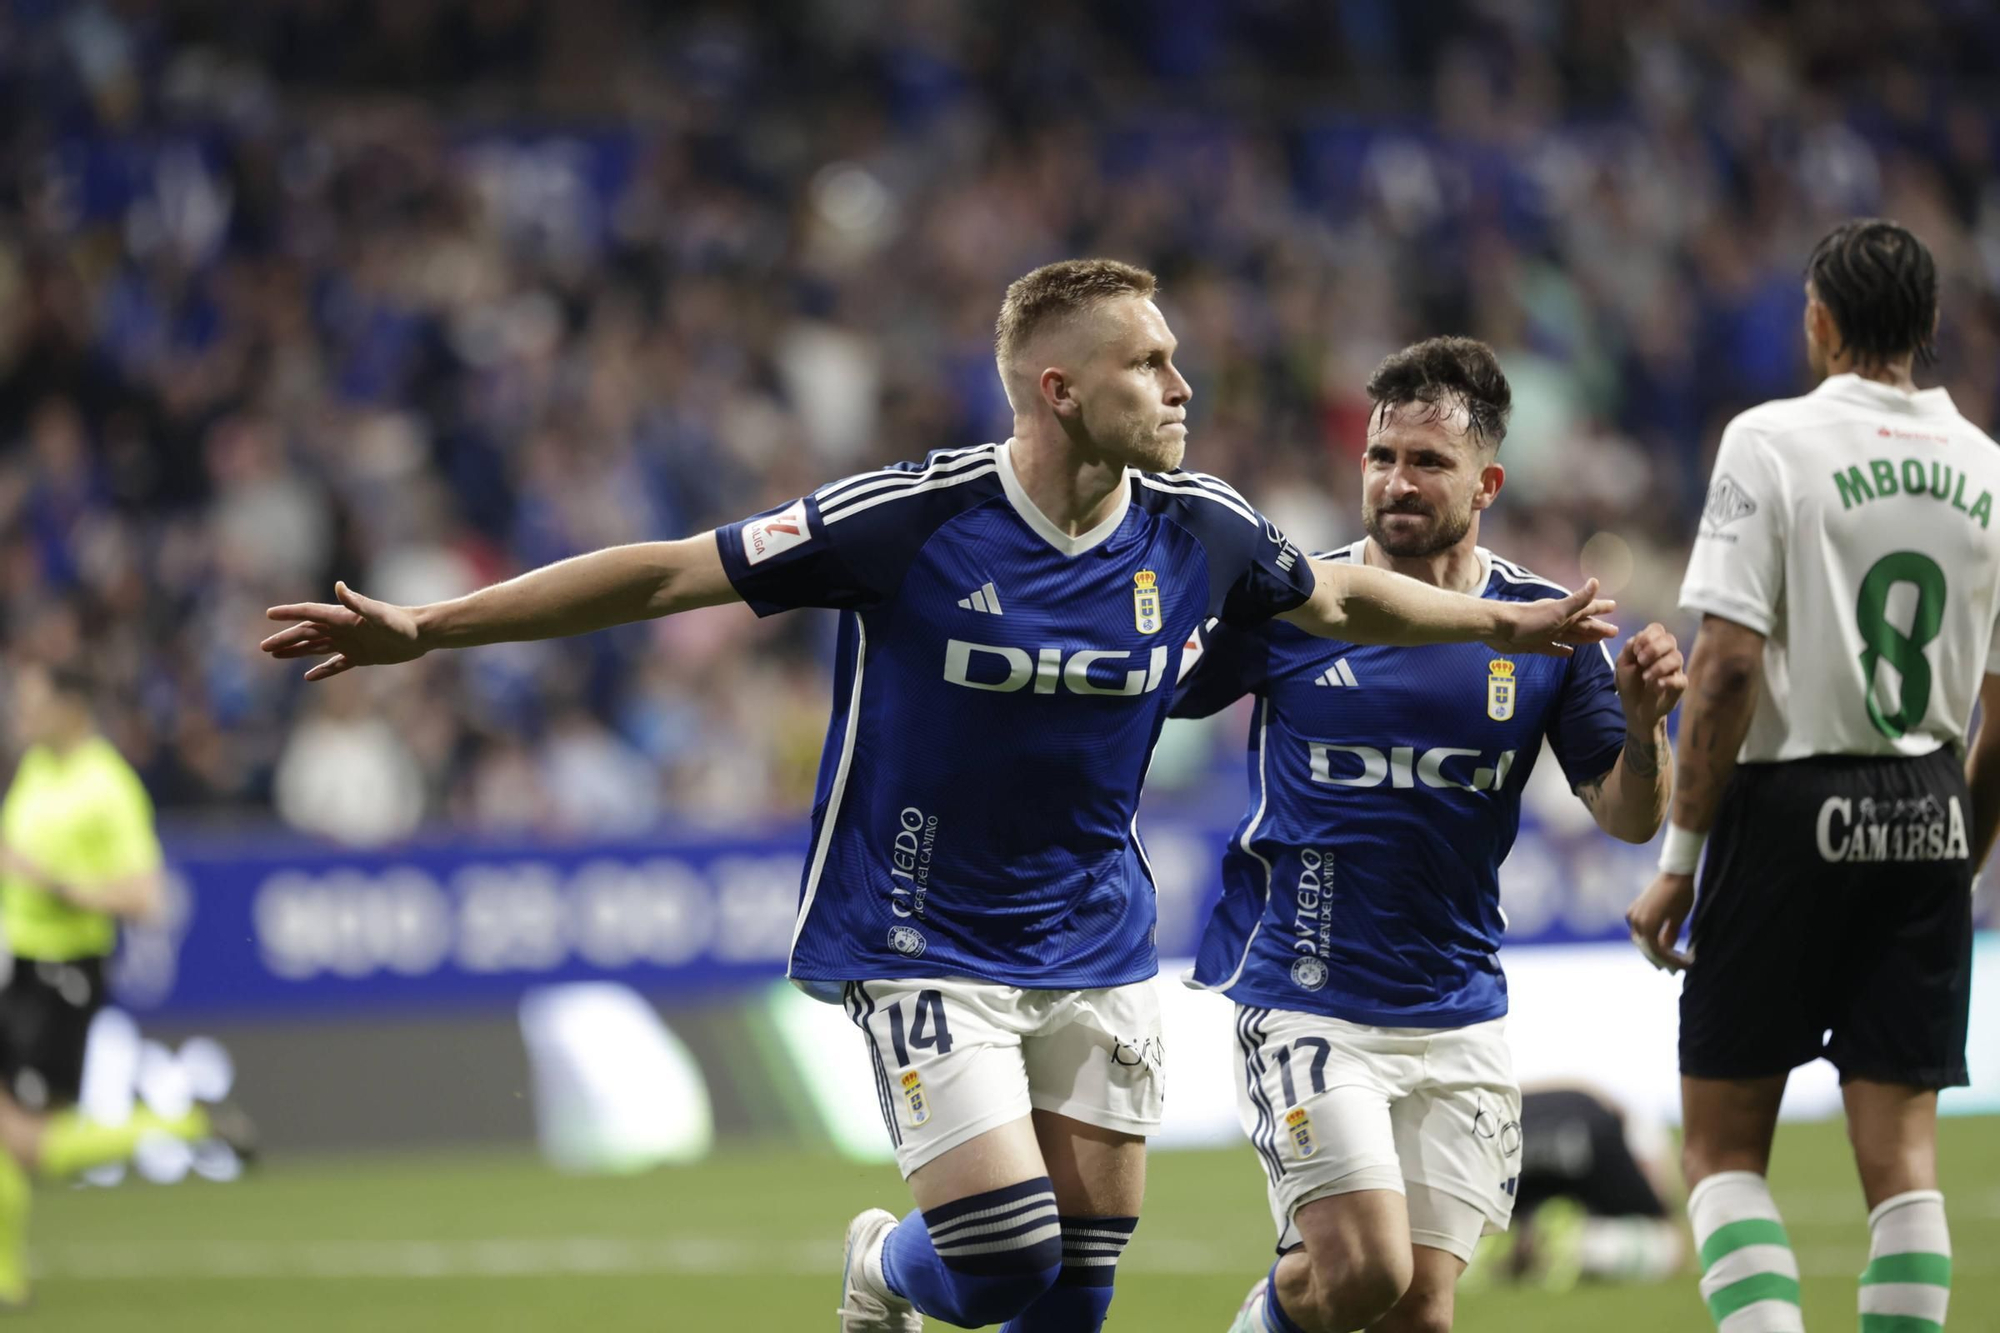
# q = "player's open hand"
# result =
<box><xmin>1484</xmin><ymin>579</ymin><xmax>1617</xmax><ymax>657</ymax></box>
<box><xmin>1626</xmin><ymin>871</ymin><xmax>1695</xmax><ymax>972</ymax></box>
<box><xmin>1615</xmin><ymin>623</ymin><xmax>1687</xmax><ymax>730</ymax></box>
<box><xmin>261</xmin><ymin>582</ymin><xmax>424</xmax><ymax>681</ymax></box>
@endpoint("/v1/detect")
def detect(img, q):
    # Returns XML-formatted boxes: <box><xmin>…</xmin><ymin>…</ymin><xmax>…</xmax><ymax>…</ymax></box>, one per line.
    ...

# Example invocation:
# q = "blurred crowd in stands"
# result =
<box><xmin>0</xmin><ymin>0</ymin><xmax>1996</xmax><ymax>841</ymax></box>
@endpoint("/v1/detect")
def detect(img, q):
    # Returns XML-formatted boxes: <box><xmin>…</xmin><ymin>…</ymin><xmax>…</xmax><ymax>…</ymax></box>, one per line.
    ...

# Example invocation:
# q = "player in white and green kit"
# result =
<box><xmin>1628</xmin><ymin>220</ymin><xmax>2000</xmax><ymax>1333</ymax></box>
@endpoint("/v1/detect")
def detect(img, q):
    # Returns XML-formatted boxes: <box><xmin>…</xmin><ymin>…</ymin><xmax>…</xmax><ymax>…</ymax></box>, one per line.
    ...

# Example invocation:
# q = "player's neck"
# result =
<box><xmin>1360</xmin><ymin>536</ymin><xmax>1486</xmax><ymax>594</ymax></box>
<box><xmin>1006</xmin><ymin>435</ymin><xmax>1129</xmax><ymax>535</ymax></box>
<box><xmin>44</xmin><ymin>721</ymin><xmax>93</xmax><ymax>756</ymax></box>
<box><xmin>1827</xmin><ymin>355</ymin><xmax>1918</xmax><ymax>393</ymax></box>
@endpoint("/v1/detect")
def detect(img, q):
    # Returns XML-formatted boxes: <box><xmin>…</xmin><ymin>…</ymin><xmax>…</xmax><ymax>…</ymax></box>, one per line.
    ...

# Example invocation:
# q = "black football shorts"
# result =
<box><xmin>0</xmin><ymin>954</ymin><xmax>107</xmax><ymax>1109</ymax></box>
<box><xmin>1680</xmin><ymin>749</ymin><xmax>1971</xmax><ymax>1089</ymax></box>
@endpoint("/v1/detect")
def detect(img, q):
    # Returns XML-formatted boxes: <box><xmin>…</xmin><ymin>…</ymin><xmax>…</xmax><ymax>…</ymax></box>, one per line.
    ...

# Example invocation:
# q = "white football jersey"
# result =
<box><xmin>1680</xmin><ymin>373</ymin><xmax>2000</xmax><ymax>762</ymax></box>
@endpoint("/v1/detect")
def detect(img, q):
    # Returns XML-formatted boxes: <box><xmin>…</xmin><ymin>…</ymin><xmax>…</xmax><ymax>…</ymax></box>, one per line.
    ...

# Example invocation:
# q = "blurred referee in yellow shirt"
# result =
<box><xmin>0</xmin><ymin>663</ymin><xmax>163</xmax><ymax>1086</ymax></box>
<box><xmin>0</xmin><ymin>663</ymin><xmax>241</xmax><ymax>1305</ymax></box>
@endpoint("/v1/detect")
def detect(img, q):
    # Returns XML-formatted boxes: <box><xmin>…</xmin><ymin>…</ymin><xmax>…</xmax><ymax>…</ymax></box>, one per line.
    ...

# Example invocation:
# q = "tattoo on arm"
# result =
<box><xmin>1575</xmin><ymin>724</ymin><xmax>1666</xmax><ymax>819</ymax></box>
<box><xmin>1621</xmin><ymin>727</ymin><xmax>1661</xmax><ymax>779</ymax></box>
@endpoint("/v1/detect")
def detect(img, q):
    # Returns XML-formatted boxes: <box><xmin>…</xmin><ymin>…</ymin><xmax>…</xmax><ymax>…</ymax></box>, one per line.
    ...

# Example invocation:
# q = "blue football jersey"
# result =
<box><xmin>716</xmin><ymin>441</ymin><xmax>1316</xmax><ymax>995</ymax></box>
<box><xmin>1173</xmin><ymin>542</ymin><xmax>1627</xmax><ymax>1027</ymax></box>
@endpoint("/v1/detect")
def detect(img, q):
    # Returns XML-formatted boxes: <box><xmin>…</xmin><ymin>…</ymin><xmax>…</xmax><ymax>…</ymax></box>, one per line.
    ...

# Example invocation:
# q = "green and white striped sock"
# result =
<box><xmin>1860</xmin><ymin>1190</ymin><xmax>1950</xmax><ymax>1332</ymax></box>
<box><xmin>1689</xmin><ymin>1170</ymin><xmax>1804</xmax><ymax>1332</ymax></box>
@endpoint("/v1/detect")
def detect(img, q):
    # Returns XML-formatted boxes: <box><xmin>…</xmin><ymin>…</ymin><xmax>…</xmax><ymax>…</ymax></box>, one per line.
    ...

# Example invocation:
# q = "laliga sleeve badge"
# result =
<box><xmin>1133</xmin><ymin>570</ymin><xmax>1162</xmax><ymax>634</ymax></box>
<box><xmin>742</xmin><ymin>498</ymin><xmax>811</xmax><ymax>565</ymax></box>
<box><xmin>901</xmin><ymin>1070</ymin><xmax>931</xmax><ymax>1128</ymax></box>
<box><xmin>1284</xmin><ymin>1105</ymin><xmax>1318</xmax><ymax>1159</ymax></box>
<box><xmin>1486</xmin><ymin>658</ymin><xmax>1516</xmax><ymax>722</ymax></box>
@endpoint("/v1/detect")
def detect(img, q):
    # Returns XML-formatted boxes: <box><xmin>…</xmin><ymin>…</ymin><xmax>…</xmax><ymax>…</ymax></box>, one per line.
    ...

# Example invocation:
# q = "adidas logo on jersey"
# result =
<box><xmin>1313</xmin><ymin>660</ymin><xmax>1360</xmax><ymax>688</ymax></box>
<box><xmin>957</xmin><ymin>582</ymin><xmax>1004</xmax><ymax>615</ymax></box>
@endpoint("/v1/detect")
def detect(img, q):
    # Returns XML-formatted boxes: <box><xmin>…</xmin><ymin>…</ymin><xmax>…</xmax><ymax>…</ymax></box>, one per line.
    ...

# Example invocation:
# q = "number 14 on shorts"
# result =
<box><xmin>887</xmin><ymin>989</ymin><xmax>955</xmax><ymax>1064</ymax></box>
<box><xmin>886</xmin><ymin>990</ymin><xmax>953</xmax><ymax>1129</ymax></box>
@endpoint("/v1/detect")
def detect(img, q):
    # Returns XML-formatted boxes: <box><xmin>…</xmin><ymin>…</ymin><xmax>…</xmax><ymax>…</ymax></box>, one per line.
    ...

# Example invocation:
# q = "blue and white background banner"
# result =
<box><xmin>127</xmin><ymin>807</ymin><xmax>1696</xmax><ymax>1019</ymax></box>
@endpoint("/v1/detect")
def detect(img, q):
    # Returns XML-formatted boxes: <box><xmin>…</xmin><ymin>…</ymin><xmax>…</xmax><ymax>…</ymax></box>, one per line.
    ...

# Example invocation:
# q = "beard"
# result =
<box><xmin>1081</xmin><ymin>400</ymin><xmax>1186</xmax><ymax>473</ymax></box>
<box><xmin>1125</xmin><ymin>430</ymin><xmax>1186</xmax><ymax>474</ymax></box>
<box><xmin>1364</xmin><ymin>496</ymin><xmax>1474</xmax><ymax>558</ymax></box>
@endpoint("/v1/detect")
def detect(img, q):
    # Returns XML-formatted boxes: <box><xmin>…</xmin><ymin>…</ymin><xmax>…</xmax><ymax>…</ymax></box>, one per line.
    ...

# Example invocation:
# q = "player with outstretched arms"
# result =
<box><xmin>1171</xmin><ymin>338</ymin><xmax>1684</xmax><ymax>1333</ymax></box>
<box><xmin>262</xmin><ymin>260</ymin><xmax>1615</xmax><ymax>1333</ymax></box>
<box><xmin>1626</xmin><ymin>219</ymin><xmax>2000</xmax><ymax>1333</ymax></box>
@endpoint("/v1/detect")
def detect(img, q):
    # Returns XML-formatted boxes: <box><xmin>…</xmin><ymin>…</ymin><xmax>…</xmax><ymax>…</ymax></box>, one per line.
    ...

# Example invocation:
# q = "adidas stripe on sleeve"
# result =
<box><xmin>717</xmin><ymin>446</ymin><xmax>1001</xmax><ymax>616</ymax></box>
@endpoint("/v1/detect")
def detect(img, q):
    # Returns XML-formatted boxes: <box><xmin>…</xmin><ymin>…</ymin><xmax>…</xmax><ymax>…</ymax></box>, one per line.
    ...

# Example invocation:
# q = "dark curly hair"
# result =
<box><xmin>1805</xmin><ymin>219</ymin><xmax>1938</xmax><ymax>368</ymax></box>
<box><xmin>1364</xmin><ymin>336</ymin><xmax>1512</xmax><ymax>451</ymax></box>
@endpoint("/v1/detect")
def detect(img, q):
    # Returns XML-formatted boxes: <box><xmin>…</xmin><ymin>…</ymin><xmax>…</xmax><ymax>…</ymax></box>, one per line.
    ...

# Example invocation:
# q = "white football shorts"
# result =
<box><xmin>844</xmin><ymin>978</ymin><xmax>1165</xmax><ymax>1177</ymax></box>
<box><xmin>1233</xmin><ymin>1005</ymin><xmax>1521</xmax><ymax>1263</ymax></box>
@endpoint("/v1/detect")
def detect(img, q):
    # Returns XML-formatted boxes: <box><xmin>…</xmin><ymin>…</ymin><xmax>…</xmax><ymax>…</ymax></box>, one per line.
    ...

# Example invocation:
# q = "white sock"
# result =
<box><xmin>1688</xmin><ymin>1171</ymin><xmax>1803</xmax><ymax>1331</ymax></box>
<box><xmin>1861</xmin><ymin>1190</ymin><xmax>1950</xmax><ymax>1331</ymax></box>
<box><xmin>862</xmin><ymin>1220</ymin><xmax>898</xmax><ymax>1302</ymax></box>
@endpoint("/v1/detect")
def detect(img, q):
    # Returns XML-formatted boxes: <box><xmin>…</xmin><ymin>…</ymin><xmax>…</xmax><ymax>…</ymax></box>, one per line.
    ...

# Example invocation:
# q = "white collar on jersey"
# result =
<box><xmin>995</xmin><ymin>438</ymin><xmax>1131</xmax><ymax>556</ymax></box>
<box><xmin>1341</xmin><ymin>537</ymin><xmax>1497</xmax><ymax>595</ymax></box>
<box><xmin>1814</xmin><ymin>373</ymin><xmax>1957</xmax><ymax>418</ymax></box>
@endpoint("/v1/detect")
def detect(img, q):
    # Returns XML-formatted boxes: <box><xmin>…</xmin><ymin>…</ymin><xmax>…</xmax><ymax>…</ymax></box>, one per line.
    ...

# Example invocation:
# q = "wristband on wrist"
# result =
<box><xmin>1658</xmin><ymin>823</ymin><xmax>1706</xmax><ymax>875</ymax></box>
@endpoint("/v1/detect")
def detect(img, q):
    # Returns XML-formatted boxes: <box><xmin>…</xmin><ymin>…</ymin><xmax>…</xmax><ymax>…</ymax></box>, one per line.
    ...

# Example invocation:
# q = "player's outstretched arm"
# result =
<box><xmin>262</xmin><ymin>535</ymin><xmax>743</xmax><ymax>681</ymax></box>
<box><xmin>1626</xmin><ymin>614</ymin><xmax>1763</xmax><ymax>971</ymax></box>
<box><xmin>1965</xmin><ymin>672</ymin><xmax>2000</xmax><ymax>868</ymax></box>
<box><xmin>1576</xmin><ymin>623</ymin><xmax>1687</xmax><ymax>843</ymax></box>
<box><xmin>1281</xmin><ymin>559</ymin><xmax>1616</xmax><ymax>656</ymax></box>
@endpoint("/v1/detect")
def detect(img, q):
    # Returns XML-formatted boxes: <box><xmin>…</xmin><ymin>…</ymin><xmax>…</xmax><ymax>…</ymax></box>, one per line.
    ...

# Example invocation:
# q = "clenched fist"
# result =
<box><xmin>1615</xmin><ymin>623</ymin><xmax>1687</xmax><ymax>732</ymax></box>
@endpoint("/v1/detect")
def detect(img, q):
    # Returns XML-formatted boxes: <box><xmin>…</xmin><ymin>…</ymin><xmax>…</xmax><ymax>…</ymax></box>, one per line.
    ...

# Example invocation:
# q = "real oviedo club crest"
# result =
<box><xmin>1133</xmin><ymin>570</ymin><xmax>1162</xmax><ymax>635</ymax></box>
<box><xmin>1487</xmin><ymin>659</ymin><xmax>1516</xmax><ymax>722</ymax></box>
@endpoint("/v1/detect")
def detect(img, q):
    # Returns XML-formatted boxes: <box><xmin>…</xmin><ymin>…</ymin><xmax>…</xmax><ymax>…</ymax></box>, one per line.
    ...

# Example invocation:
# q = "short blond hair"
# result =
<box><xmin>994</xmin><ymin>258</ymin><xmax>1158</xmax><ymax>371</ymax></box>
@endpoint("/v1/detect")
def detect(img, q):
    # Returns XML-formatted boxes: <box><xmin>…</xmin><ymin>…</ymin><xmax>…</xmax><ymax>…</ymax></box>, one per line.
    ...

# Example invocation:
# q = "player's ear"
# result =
<box><xmin>1804</xmin><ymin>294</ymin><xmax>1839</xmax><ymax>358</ymax></box>
<box><xmin>1039</xmin><ymin>366</ymin><xmax>1079</xmax><ymax>420</ymax></box>
<box><xmin>1473</xmin><ymin>459</ymin><xmax>1505</xmax><ymax>510</ymax></box>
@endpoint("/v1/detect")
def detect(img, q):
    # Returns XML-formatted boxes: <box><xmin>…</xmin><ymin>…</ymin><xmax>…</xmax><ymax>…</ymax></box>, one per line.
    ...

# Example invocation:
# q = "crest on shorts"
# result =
<box><xmin>1486</xmin><ymin>659</ymin><xmax>1516</xmax><ymax>722</ymax></box>
<box><xmin>900</xmin><ymin>1070</ymin><xmax>930</xmax><ymax>1128</ymax></box>
<box><xmin>1284</xmin><ymin>1106</ymin><xmax>1318</xmax><ymax>1159</ymax></box>
<box><xmin>1133</xmin><ymin>570</ymin><xmax>1162</xmax><ymax>635</ymax></box>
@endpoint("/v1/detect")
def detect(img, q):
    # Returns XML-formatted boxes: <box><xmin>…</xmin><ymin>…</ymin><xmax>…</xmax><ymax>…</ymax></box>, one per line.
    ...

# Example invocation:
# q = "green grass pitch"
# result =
<box><xmin>31</xmin><ymin>1116</ymin><xmax>2000</xmax><ymax>1331</ymax></box>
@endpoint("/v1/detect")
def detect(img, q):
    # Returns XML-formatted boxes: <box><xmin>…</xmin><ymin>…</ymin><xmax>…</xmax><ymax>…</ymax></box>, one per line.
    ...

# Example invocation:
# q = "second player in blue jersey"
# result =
<box><xmin>1195</xmin><ymin>337</ymin><xmax>1686</xmax><ymax>1333</ymax></box>
<box><xmin>1176</xmin><ymin>539</ymin><xmax>1626</xmax><ymax>1028</ymax></box>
